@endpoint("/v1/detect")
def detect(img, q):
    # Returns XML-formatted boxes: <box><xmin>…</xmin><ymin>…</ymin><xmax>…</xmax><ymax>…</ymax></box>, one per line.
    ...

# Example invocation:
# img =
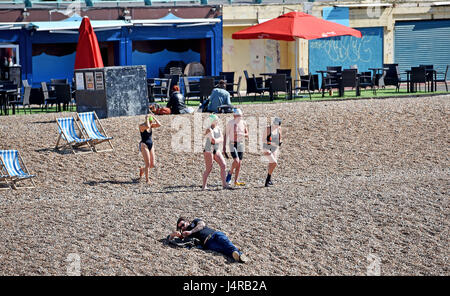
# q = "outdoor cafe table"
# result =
<box><xmin>404</xmin><ymin>68</ymin><xmax>437</xmax><ymax>92</ymax></box>
<box><xmin>368</xmin><ymin>67</ymin><xmax>389</xmax><ymax>88</ymax></box>
<box><xmin>0</xmin><ymin>87</ymin><xmax>17</xmax><ymax>115</ymax></box>
<box><xmin>260</xmin><ymin>73</ymin><xmax>293</xmax><ymax>100</ymax></box>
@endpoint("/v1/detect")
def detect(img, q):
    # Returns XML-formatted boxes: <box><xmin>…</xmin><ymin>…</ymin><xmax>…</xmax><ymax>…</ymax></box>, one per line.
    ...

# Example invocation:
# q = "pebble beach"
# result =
<box><xmin>0</xmin><ymin>95</ymin><xmax>448</xmax><ymax>275</ymax></box>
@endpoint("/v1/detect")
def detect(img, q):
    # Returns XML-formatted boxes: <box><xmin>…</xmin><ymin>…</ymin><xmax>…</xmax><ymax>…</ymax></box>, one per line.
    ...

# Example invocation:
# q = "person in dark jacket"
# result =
<box><xmin>166</xmin><ymin>85</ymin><xmax>193</xmax><ymax>114</ymax></box>
<box><xmin>169</xmin><ymin>217</ymin><xmax>248</xmax><ymax>263</ymax></box>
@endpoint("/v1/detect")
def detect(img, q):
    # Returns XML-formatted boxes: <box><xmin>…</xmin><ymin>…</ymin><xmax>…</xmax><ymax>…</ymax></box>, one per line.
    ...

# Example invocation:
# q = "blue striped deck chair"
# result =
<box><xmin>76</xmin><ymin>111</ymin><xmax>114</xmax><ymax>152</ymax></box>
<box><xmin>0</xmin><ymin>150</ymin><xmax>36</xmax><ymax>190</ymax></box>
<box><xmin>55</xmin><ymin>117</ymin><xmax>93</xmax><ymax>154</ymax></box>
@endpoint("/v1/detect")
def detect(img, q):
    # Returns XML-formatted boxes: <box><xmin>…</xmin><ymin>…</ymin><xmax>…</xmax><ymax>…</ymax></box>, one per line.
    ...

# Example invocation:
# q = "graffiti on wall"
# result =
<box><xmin>310</xmin><ymin>35</ymin><xmax>374</xmax><ymax>64</ymax></box>
<box><xmin>309</xmin><ymin>27</ymin><xmax>383</xmax><ymax>75</ymax></box>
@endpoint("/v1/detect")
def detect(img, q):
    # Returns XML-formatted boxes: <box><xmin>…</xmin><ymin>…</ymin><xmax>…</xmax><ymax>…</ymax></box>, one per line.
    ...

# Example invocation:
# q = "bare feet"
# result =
<box><xmin>139</xmin><ymin>168</ymin><xmax>144</xmax><ymax>179</ymax></box>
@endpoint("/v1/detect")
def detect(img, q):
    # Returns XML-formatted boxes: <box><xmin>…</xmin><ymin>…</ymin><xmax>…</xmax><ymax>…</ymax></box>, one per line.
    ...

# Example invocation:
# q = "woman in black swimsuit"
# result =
<box><xmin>139</xmin><ymin>114</ymin><xmax>161</xmax><ymax>184</ymax></box>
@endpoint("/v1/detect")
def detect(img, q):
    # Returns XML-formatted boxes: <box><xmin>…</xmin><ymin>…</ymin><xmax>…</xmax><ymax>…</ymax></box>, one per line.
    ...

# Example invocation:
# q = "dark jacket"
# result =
<box><xmin>166</xmin><ymin>91</ymin><xmax>186</xmax><ymax>114</ymax></box>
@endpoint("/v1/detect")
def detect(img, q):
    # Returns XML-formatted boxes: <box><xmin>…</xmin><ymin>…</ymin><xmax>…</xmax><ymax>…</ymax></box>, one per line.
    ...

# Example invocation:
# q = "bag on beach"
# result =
<box><xmin>217</xmin><ymin>104</ymin><xmax>234</xmax><ymax>113</ymax></box>
<box><xmin>166</xmin><ymin>236</ymin><xmax>201</xmax><ymax>249</ymax></box>
<box><xmin>155</xmin><ymin>107</ymin><xmax>171</xmax><ymax>115</ymax></box>
<box><xmin>149</xmin><ymin>103</ymin><xmax>171</xmax><ymax>115</ymax></box>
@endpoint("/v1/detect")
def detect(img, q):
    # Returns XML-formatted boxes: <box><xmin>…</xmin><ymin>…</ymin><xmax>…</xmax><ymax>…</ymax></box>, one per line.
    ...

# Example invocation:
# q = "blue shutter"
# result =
<box><xmin>395</xmin><ymin>20</ymin><xmax>450</xmax><ymax>75</ymax></box>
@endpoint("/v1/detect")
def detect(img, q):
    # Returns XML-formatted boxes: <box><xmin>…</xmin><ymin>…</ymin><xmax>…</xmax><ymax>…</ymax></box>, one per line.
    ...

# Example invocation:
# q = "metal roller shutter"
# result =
<box><xmin>395</xmin><ymin>19</ymin><xmax>450</xmax><ymax>74</ymax></box>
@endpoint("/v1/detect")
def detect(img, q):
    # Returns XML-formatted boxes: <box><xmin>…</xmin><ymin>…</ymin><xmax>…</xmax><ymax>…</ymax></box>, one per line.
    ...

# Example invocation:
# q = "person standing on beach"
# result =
<box><xmin>263</xmin><ymin>117</ymin><xmax>282</xmax><ymax>187</ymax></box>
<box><xmin>139</xmin><ymin>114</ymin><xmax>161</xmax><ymax>184</ymax></box>
<box><xmin>223</xmin><ymin>108</ymin><xmax>248</xmax><ymax>186</ymax></box>
<box><xmin>202</xmin><ymin>114</ymin><xmax>230</xmax><ymax>190</ymax></box>
<box><xmin>169</xmin><ymin>217</ymin><xmax>248</xmax><ymax>263</ymax></box>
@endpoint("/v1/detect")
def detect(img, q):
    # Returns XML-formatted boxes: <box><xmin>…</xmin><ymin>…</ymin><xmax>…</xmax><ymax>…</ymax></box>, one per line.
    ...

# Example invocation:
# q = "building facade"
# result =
<box><xmin>222</xmin><ymin>1</ymin><xmax>450</xmax><ymax>89</ymax></box>
<box><xmin>0</xmin><ymin>1</ymin><xmax>223</xmax><ymax>87</ymax></box>
<box><xmin>0</xmin><ymin>0</ymin><xmax>449</xmax><ymax>90</ymax></box>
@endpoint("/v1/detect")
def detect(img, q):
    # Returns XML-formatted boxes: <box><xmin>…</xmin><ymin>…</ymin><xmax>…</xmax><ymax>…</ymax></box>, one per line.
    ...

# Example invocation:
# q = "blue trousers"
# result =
<box><xmin>204</xmin><ymin>231</ymin><xmax>239</xmax><ymax>258</ymax></box>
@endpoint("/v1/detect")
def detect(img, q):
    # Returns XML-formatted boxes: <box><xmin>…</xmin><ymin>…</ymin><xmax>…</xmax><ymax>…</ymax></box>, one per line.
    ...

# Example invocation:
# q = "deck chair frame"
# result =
<box><xmin>0</xmin><ymin>150</ymin><xmax>36</xmax><ymax>190</ymax></box>
<box><xmin>55</xmin><ymin>117</ymin><xmax>93</xmax><ymax>154</ymax></box>
<box><xmin>76</xmin><ymin>111</ymin><xmax>114</xmax><ymax>153</ymax></box>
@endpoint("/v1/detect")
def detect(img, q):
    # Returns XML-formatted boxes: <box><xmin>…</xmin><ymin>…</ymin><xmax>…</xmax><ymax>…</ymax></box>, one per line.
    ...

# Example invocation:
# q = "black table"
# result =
<box><xmin>404</xmin><ymin>69</ymin><xmax>437</xmax><ymax>92</ymax></box>
<box><xmin>260</xmin><ymin>73</ymin><xmax>293</xmax><ymax>100</ymax></box>
<box><xmin>368</xmin><ymin>67</ymin><xmax>389</xmax><ymax>88</ymax></box>
<box><xmin>0</xmin><ymin>89</ymin><xmax>17</xmax><ymax>115</ymax></box>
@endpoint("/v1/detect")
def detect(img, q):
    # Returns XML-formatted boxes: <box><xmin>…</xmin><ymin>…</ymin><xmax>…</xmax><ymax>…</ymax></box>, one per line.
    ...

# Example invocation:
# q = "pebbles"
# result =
<box><xmin>0</xmin><ymin>95</ymin><xmax>449</xmax><ymax>275</ymax></box>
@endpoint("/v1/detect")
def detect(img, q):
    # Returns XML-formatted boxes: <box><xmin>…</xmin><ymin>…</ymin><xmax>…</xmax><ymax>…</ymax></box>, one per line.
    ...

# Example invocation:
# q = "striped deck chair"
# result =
<box><xmin>0</xmin><ymin>150</ymin><xmax>36</xmax><ymax>190</ymax></box>
<box><xmin>76</xmin><ymin>111</ymin><xmax>114</xmax><ymax>152</ymax></box>
<box><xmin>55</xmin><ymin>117</ymin><xmax>93</xmax><ymax>154</ymax></box>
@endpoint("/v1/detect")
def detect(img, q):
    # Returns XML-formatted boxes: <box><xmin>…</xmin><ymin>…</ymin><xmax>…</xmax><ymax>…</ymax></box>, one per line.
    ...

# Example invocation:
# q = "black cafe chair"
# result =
<box><xmin>251</xmin><ymin>74</ymin><xmax>270</xmax><ymax>101</ymax></box>
<box><xmin>435</xmin><ymin>65</ymin><xmax>448</xmax><ymax>92</ymax></box>
<box><xmin>182</xmin><ymin>76</ymin><xmax>201</xmax><ymax>103</ymax></box>
<box><xmin>321</xmin><ymin>66</ymin><xmax>342</xmax><ymax>97</ymax></box>
<box><xmin>276</xmin><ymin>69</ymin><xmax>293</xmax><ymax>98</ymax></box>
<box><xmin>270</xmin><ymin>74</ymin><xmax>290</xmax><ymax>100</ymax></box>
<box><xmin>54</xmin><ymin>83</ymin><xmax>72</xmax><ymax>111</ymax></box>
<box><xmin>244</xmin><ymin>70</ymin><xmax>268</xmax><ymax>100</ymax></box>
<box><xmin>229</xmin><ymin>76</ymin><xmax>242</xmax><ymax>104</ymax></box>
<box><xmin>382</xmin><ymin>64</ymin><xmax>404</xmax><ymax>92</ymax></box>
<box><xmin>410</xmin><ymin>67</ymin><xmax>427</xmax><ymax>92</ymax></box>
<box><xmin>340</xmin><ymin>69</ymin><xmax>359</xmax><ymax>96</ymax></box>
<box><xmin>219</xmin><ymin>71</ymin><xmax>235</xmax><ymax>94</ymax></box>
<box><xmin>419</xmin><ymin>65</ymin><xmax>435</xmax><ymax>91</ymax></box>
<box><xmin>294</xmin><ymin>74</ymin><xmax>313</xmax><ymax>100</ymax></box>
<box><xmin>41</xmin><ymin>82</ymin><xmax>58</xmax><ymax>111</ymax></box>
<box><xmin>9</xmin><ymin>84</ymin><xmax>32</xmax><ymax>114</ymax></box>
<box><xmin>199</xmin><ymin>77</ymin><xmax>215</xmax><ymax>103</ymax></box>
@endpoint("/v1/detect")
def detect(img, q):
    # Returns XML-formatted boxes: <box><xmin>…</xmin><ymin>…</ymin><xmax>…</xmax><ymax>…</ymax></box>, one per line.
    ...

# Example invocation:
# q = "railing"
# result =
<box><xmin>0</xmin><ymin>0</ymin><xmax>207</xmax><ymax>7</ymax></box>
<box><xmin>6</xmin><ymin>0</ymin><xmax>432</xmax><ymax>8</ymax></box>
<box><xmin>0</xmin><ymin>0</ymin><xmax>287</xmax><ymax>7</ymax></box>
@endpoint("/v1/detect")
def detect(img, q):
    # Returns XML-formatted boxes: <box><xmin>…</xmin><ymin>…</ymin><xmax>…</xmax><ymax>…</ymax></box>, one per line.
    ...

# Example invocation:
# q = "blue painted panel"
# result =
<box><xmin>129</xmin><ymin>25</ymin><xmax>214</xmax><ymax>41</ymax></box>
<box><xmin>32</xmin><ymin>52</ymin><xmax>75</xmax><ymax>85</ymax></box>
<box><xmin>395</xmin><ymin>19</ymin><xmax>450</xmax><ymax>76</ymax></box>
<box><xmin>309</xmin><ymin>27</ymin><xmax>383</xmax><ymax>83</ymax></box>
<box><xmin>132</xmin><ymin>49</ymin><xmax>200</xmax><ymax>78</ymax></box>
<box><xmin>31</xmin><ymin>30</ymin><xmax>122</xmax><ymax>44</ymax></box>
<box><xmin>323</xmin><ymin>7</ymin><xmax>349</xmax><ymax>27</ymax></box>
<box><xmin>0</xmin><ymin>30</ymin><xmax>21</xmax><ymax>43</ymax></box>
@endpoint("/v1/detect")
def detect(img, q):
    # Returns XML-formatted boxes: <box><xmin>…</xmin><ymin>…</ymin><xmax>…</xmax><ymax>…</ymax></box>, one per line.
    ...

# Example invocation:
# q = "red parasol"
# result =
<box><xmin>232</xmin><ymin>12</ymin><xmax>362</xmax><ymax>80</ymax></box>
<box><xmin>232</xmin><ymin>11</ymin><xmax>362</xmax><ymax>41</ymax></box>
<box><xmin>74</xmin><ymin>17</ymin><xmax>104</xmax><ymax>70</ymax></box>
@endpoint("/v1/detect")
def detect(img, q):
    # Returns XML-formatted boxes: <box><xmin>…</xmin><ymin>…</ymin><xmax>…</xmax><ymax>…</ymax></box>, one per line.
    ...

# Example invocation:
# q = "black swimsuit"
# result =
<box><xmin>140</xmin><ymin>128</ymin><xmax>153</xmax><ymax>151</ymax></box>
<box><xmin>263</xmin><ymin>126</ymin><xmax>279</xmax><ymax>153</ymax></box>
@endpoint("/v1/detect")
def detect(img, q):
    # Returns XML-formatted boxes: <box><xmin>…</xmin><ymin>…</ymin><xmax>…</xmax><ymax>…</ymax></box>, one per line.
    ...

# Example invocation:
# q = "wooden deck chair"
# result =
<box><xmin>76</xmin><ymin>111</ymin><xmax>114</xmax><ymax>153</ymax></box>
<box><xmin>0</xmin><ymin>150</ymin><xmax>36</xmax><ymax>190</ymax></box>
<box><xmin>55</xmin><ymin>117</ymin><xmax>93</xmax><ymax>154</ymax></box>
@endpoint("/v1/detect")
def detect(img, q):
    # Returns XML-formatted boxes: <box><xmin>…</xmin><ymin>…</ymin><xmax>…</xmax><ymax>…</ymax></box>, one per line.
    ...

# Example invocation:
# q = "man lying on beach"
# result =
<box><xmin>168</xmin><ymin>217</ymin><xmax>248</xmax><ymax>263</ymax></box>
